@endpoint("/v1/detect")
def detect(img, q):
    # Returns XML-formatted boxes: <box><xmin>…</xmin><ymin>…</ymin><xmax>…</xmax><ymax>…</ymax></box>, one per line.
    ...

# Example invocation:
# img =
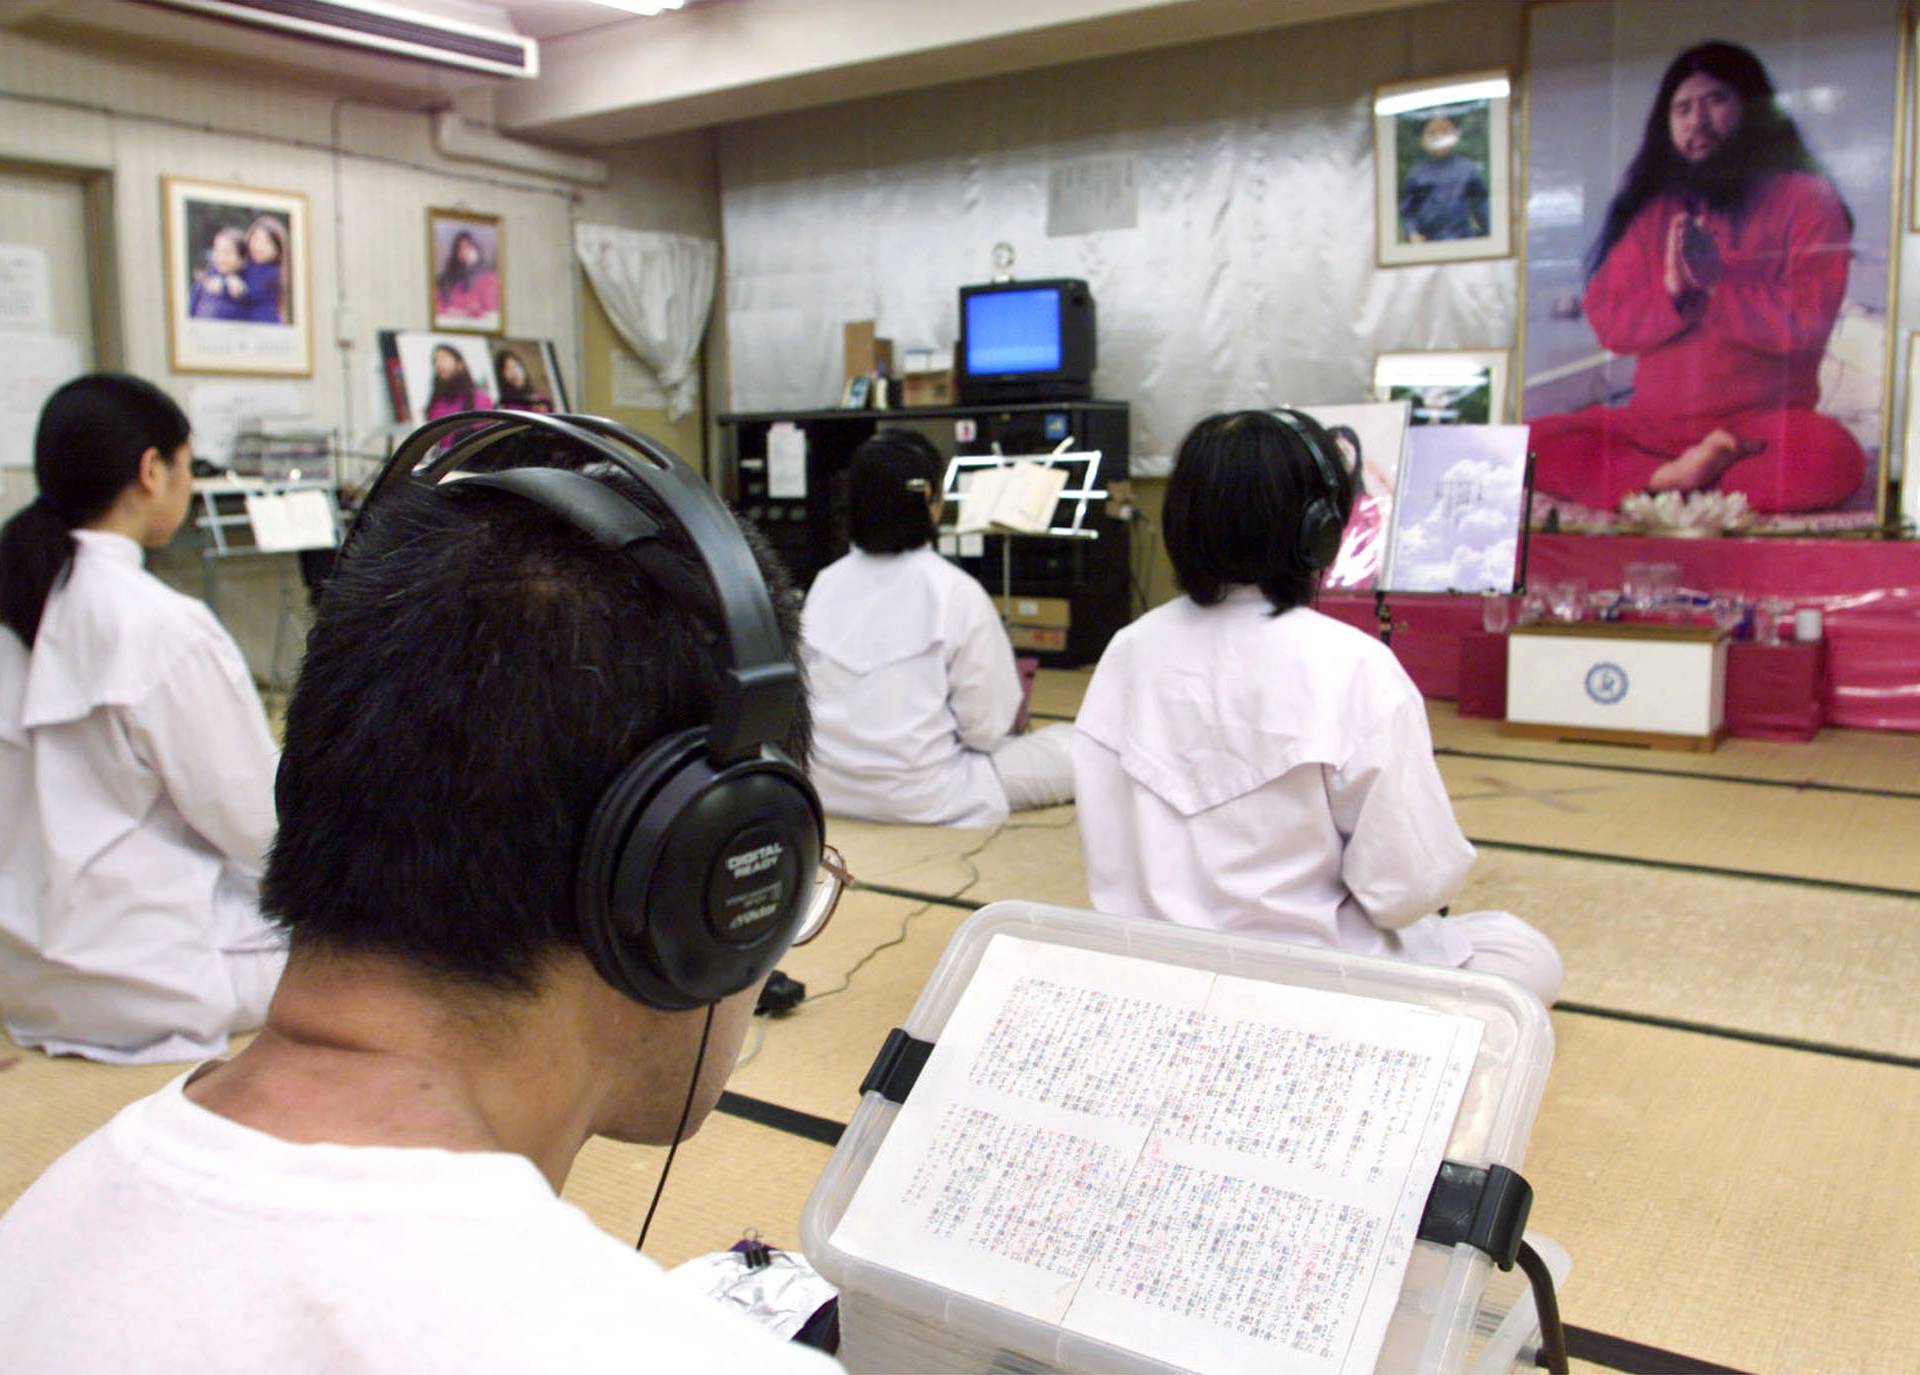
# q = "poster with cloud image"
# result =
<box><xmin>1382</xmin><ymin>425</ymin><xmax>1529</xmax><ymax>594</ymax></box>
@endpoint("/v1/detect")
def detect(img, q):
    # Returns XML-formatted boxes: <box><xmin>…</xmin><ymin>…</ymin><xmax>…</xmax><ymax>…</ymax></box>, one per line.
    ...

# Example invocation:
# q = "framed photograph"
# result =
<box><xmin>428</xmin><ymin>208</ymin><xmax>503</xmax><ymax>334</ymax></box>
<box><xmin>163</xmin><ymin>177</ymin><xmax>311</xmax><ymax>376</ymax></box>
<box><xmin>1381</xmin><ymin>425</ymin><xmax>1531</xmax><ymax>594</ymax></box>
<box><xmin>1374</xmin><ymin>70</ymin><xmax>1512</xmax><ymax>267</ymax></box>
<box><xmin>492</xmin><ymin>337</ymin><xmax>568</xmax><ymax>414</ymax></box>
<box><xmin>1522</xmin><ymin>1</ymin><xmax>1899</xmax><ymax>532</ymax></box>
<box><xmin>1374</xmin><ymin>350</ymin><xmax>1511</xmax><ymax>425</ymax></box>
<box><xmin>377</xmin><ymin>330</ymin><xmax>499</xmax><ymax>424</ymax></box>
<box><xmin>1295</xmin><ymin>400</ymin><xmax>1412</xmax><ymax>593</ymax></box>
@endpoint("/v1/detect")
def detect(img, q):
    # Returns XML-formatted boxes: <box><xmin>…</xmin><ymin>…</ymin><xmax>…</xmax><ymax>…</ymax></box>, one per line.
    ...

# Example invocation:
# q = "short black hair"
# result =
<box><xmin>847</xmin><ymin>429</ymin><xmax>943</xmax><ymax>553</ymax></box>
<box><xmin>263</xmin><ymin>434</ymin><xmax>809</xmax><ymax>992</ymax></box>
<box><xmin>1162</xmin><ymin>409</ymin><xmax>1353</xmax><ymax>615</ymax></box>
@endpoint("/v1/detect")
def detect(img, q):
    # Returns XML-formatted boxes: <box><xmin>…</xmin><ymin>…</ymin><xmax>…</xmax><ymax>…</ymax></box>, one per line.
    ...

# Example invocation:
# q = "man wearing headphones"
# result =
<box><xmin>1071</xmin><ymin>410</ymin><xmax>1562</xmax><ymax>1006</ymax></box>
<box><xmin>0</xmin><ymin>416</ymin><xmax>842</xmax><ymax>1371</ymax></box>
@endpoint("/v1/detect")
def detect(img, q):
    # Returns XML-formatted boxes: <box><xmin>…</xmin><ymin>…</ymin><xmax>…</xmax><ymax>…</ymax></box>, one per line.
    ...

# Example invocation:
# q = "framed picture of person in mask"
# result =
<box><xmin>1374</xmin><ymin>70</ymin><xmax>1512</xmax><ymax>267</ymax></box>
<box><xmin>1521</xmin><ymin>0</ymin><xmax>1897</xmax><ymax>531</ymax></box>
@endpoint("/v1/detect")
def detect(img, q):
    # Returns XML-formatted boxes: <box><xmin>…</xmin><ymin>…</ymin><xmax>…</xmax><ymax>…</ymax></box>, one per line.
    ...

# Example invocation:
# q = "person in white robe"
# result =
<box><xmin>0</xmin><ymin>374</ymin><xmax>284</xmax><ymax>1063</ymax></box>
<box><xmin>1073</xmin><ymin>409</ymin><xmax>1562</xmax><ymax>1006</ymax></box>
<box><xmin>802</xmin><ymin>429</ymin><xmax>1073</xmax><ymax>828</ymax></box>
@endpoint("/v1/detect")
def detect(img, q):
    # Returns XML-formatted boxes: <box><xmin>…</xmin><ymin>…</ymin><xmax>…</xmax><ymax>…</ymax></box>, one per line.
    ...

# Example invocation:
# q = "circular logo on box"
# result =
<box><xmin>1585</xmin><ymin>661</ymin><xmax>1629</xmax><ymax>705</ymax></box>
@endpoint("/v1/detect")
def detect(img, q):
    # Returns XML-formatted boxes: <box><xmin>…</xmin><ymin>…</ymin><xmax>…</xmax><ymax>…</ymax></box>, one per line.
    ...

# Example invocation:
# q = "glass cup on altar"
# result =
<box><xmin>1753</xmin><ymin>597</ymin><xmax>1786</xmax><ymax>645</ymax></box>
<box><xmin>1711</xmin><ymin>589</ymin><xmax>1746</xmax><ymax>636</ymax></box>
<box><xmin>1548</xmin><ymin>577</ymin><xmax>1587</xmax><ymax>623</ymax></box>
<box><xmin>1481</xmin><ymin>592</ymin><xmax>1511</xmax><ymax>634</ymax></box>
<box><xmin>1518</xmin><ymin>588</ymin><xmax>1548</xmax><ymax>625</ymax></box>
<box><xmin>1622</xmin><ymin>562</ymin><xmax>1655</xmax><ymax>611</ymax></box>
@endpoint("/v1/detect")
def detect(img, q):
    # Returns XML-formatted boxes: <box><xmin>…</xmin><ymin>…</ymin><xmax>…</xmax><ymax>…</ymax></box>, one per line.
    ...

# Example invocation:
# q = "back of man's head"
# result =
<box><xmin>263</xmin><ymin>435</ymin><xmax>808</xmax><ymax>994</ymax></box>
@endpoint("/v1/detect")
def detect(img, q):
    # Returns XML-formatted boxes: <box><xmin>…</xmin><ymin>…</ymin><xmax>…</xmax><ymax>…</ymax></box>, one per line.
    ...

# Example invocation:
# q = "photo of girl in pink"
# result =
<box><xmin>493</xmin><ymin>346</ymin><xmax>554</xmax><ymax>414</ymax></box>
<box><xmin>425</xmin><ymin>343</ymin><xmax>494</xmax><ymax>420</ymax></box>
<box><xmin>429</xmin><ymin>213</ymin><xmax>502</xmax><ymax>331</ymax></box>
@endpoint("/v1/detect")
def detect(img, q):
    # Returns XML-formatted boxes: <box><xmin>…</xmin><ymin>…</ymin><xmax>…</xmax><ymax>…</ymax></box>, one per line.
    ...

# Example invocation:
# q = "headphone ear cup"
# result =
<box><xmin>1297</xmin><ymin>499</ymin><xmax>1344</xmax><ymax>572</ymax></box>
<box><xmin>577</xmin><ymin>730</ymin><xmax>824</xmax><ymax>1011</ymax></box>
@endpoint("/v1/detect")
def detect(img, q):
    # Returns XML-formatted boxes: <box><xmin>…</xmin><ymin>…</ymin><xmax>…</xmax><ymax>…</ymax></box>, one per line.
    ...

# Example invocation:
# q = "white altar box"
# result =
<box><xmin>1504</xmin><ymin>623</ymin><xmax>1729</xmax><ymax>751</ymax></box>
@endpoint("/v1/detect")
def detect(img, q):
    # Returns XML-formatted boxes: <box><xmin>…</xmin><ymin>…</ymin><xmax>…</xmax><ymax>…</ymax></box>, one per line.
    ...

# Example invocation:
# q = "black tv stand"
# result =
<box><xmin>716</xmin><ymin>400</ymin><xmax>1131</xmax><ymax>667</ymax></box>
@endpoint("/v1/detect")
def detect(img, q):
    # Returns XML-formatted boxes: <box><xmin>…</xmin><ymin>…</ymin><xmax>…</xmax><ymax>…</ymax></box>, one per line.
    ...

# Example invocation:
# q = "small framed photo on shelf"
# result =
<box><xmin>492</xmin><ymin>337</ymin><xmax>568</xmax><ymax>414</ymax></box>
<box><xmin>427</xmin><ymin>208</ymin><xmax>503</xmax><ymax>333</ymax></box>
<box><xmin>1373</xmin><ymin>70</ymin><xmax>1512</xmax><ymax>267</ymax></box>
<box><xmin>163</xmin><ymin>176</ymin><xmax>311</xmax><ymax>376</ymax></box>
<box><xmin>1373</xmin><ymin>349</ymin><xmax>1511</xmax><ymax>425</ymax></box>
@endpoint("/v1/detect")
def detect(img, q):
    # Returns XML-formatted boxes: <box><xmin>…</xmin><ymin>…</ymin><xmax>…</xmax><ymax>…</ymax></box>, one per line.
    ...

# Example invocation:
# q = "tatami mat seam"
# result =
<box><xmin>1468</xmin><ymin>838</ymin><xmax>1920</xmax><ymax>902</ymax></box>
<box><xmin>1437</xmin><ymin>747</ymin><xmax>1920</xmax><ymax>802</ymax></box>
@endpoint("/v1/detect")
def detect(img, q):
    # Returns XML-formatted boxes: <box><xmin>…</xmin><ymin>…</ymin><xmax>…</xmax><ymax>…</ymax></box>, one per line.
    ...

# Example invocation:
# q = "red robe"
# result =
<box><xmin>1530</xmin><ymin>171</ymin><xmax>1864</xmax><ymax>513</ymax></box>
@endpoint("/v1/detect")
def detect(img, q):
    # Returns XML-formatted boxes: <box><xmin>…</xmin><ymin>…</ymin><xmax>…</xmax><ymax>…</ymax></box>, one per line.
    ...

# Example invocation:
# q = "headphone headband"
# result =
<box><xmin>356</xmin><ymin>410</ymin><xmax>794</xmax><ymax>763</ymax></box>
<box><xmin>1267</xmin><ymin>406</ymin><xmax>1351</xmax><ymax>574</ymax></box>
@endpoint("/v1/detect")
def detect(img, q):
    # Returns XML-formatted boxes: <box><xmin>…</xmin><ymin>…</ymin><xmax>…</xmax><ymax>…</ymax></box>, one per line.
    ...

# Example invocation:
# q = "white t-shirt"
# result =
<box><xmin>0</xmin><ymin>529</ymin><xmax>284</xmax><ymax>1063</ymax></box>
<box><xmin>1073</xmin><ymin>590</ymin><xmax>1475</xmax><ymax>969</ymax></box>
<box><xmin>0</xmin><ymin>1076</ymin><xmax>842</xmax><ymax>1375</ymax></box>
<box><xmin>801</xmin><ymin>547</ymin><xmax>1021</xmax><ymax>827</ymax></box>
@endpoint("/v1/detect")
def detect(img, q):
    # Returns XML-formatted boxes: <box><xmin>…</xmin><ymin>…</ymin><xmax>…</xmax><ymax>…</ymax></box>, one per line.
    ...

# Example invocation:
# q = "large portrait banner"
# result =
<box><xmin>1523</xmin><ymin>0</ymin><xmax>1899</xmax><ymax>532</ymax></box>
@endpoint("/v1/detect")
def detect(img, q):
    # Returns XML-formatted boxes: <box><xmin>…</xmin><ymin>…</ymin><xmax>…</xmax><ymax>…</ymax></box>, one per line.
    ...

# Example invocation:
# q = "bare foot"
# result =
<box><xmin>1647</xmin><ymin>429</ymin><xmax>1763</xmax><ymax>493</ymax></box>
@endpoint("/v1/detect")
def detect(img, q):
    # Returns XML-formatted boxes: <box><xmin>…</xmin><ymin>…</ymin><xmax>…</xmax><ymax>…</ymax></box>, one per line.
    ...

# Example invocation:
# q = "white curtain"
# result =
<box><xmin>573</xmin><ymin>225</ymin><xmax>718</xmax><ymax>420</ymax></box>
<box><xmin>716</xmin><ymin>8</ymin><xmax>1524</xmax><ymax>468</ymax></box>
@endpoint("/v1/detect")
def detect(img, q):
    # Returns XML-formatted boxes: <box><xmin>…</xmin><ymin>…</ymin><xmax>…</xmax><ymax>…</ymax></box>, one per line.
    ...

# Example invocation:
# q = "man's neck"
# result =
<box><xmin>184</xmin><ymin>951</ymin><xmax>607</xmax><ymax>1191</ymax></box>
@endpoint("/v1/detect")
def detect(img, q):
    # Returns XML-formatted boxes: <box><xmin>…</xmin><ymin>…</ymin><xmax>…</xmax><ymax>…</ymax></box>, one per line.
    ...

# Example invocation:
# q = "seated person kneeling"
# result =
<box><xmin>802</xmin><ymin>429</ymin><xmax>1072</xmax><ymax>827</ymax></box>
<box><xmin>0</xmin><ymin>419</ymin><xmax>839</xmax><ymax>1373</ymax></box>
<box><xmin>0</xmin><ymin>375</ymin><xmax>284</xmax><ymax>1063</ymax></box>
<box><xmin>1072</xmin><ymin>410</ymin><xmax>1562</xmax><ymax>1006</ymax></box>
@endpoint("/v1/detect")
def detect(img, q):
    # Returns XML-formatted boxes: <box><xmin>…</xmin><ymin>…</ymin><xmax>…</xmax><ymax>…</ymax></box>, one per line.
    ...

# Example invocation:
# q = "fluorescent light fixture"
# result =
<box><xmin>1374</xmin><ymin>76</ymin><xmax>1510</xmax><ymax>117</ymax></box>
<box><xmin>582</xmin><ymin>0</ymin><xmax>685</xmax><ymax>14</ymax></box>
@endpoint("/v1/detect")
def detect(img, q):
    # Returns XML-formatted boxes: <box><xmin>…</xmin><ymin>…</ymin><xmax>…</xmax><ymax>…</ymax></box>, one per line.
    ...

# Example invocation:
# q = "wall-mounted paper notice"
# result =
<box><xmin>767</xmin><ymin>421</ymin><xmax>807</xmax><ymax>499</ymax></box>
<box><xmin>830</xmin><ymin>934</ymin><xmax>1483</xmax><ymax>1375</ymax></box>
<box><xmin>612</xmin><ymin>348</ymin><xmax>669</xmax><ymax>409</ymax></box>
<box><xmin>189</xmin><ymin>381</ymin><xmax>304</xmax><ymax>469</ymax></box>
<box><xmin>244</xmin><ymin>490</ymin><xmax>337</xmax><ymax>552</ymax></box>
<box><xmin>0</xmin><ymin>246</ymin><xmax>52</xmax><ymax>333</ymax></box>
<box><xmin>0</xmin><ymin>330</ymin><xmax>82</xmax><ymax>469</ymax></box>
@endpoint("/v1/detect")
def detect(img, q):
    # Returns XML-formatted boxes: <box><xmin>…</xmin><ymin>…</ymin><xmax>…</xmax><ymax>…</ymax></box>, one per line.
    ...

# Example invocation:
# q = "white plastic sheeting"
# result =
<box><xmin>574</xmin><ymin>224</ymin><xmax>718</xmax><ymax>420</ymax></box>
<box><xmin>717</xmin><ymin>21</ymin><xmax>1520</xmax><ymax>465</ymax></box>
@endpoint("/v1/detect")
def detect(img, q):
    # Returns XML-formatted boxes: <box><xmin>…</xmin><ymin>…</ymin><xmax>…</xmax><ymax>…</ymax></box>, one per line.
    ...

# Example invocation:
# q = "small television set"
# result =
<box><xmin>956</xmin><ymin>278</ymin><xmax>1096</xmax><ymax>404</ymax></box>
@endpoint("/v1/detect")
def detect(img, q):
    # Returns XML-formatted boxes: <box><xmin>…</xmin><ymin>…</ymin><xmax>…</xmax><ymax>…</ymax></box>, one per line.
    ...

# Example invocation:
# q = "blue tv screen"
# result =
<box><xmin>965</xmin><ymin>288</ymin><xmax>1063</xmax><ymax>375</ymax></box>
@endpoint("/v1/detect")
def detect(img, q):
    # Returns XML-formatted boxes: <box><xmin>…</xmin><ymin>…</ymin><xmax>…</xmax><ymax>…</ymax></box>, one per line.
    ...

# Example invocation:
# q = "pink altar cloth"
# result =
<box><xmin>1321</xmin><ymin>534</ymin><xmax>1920</xmax><ymax>732</ymax></box>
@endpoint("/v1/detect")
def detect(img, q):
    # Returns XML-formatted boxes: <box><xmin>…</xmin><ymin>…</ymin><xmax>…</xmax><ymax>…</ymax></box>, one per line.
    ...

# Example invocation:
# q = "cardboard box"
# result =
<box><xmin>1007</xmin><ymin>624</ymin><xmax>1069</xmax><ymax>653</ymax></box>
<box><xmin>903</xmin><ymin>370</ymin><xmax>954</xmax><ymax>407</ymax></box>
<box><xmin>1007</xmin><ymin>595</ymin><xmax>1071</xmax><ymax>629</ymax></box>
<box><xmin>901</xmin><ymin>347</ymin><xmax>955</xmax><ymax>407</ymax></box>
<box><xmin>843</xmin><ymin>321</ymin><xmax>894</xmax><ymax>384</ymax></box>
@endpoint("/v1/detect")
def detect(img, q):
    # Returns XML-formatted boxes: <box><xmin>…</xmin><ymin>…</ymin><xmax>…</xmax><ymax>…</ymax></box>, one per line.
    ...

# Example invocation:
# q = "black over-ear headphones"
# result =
<box><xmin>346</xmin><ymin>410</ymin><xmax>825</xmax><ymax>1012</ymax></box>
<box><xmin>1267</xmin><ymin>406</ymin><xmax>1353</xmax><ymax>574</ymax></box>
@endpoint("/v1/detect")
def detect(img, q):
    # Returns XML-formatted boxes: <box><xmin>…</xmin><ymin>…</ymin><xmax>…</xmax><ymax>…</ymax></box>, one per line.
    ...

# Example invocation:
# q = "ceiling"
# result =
<box><xmin>5</xmin><ymin>0</ymin><xmax>1447</xmax><ymax>145</ymax></box>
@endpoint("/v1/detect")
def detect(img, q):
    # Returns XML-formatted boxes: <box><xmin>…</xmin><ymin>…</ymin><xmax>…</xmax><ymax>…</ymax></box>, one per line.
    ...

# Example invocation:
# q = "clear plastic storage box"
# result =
<box><xmin>801</xmin><ymin>901</ymin><xmax>1560</xmax><ymax>1375</ymax></box>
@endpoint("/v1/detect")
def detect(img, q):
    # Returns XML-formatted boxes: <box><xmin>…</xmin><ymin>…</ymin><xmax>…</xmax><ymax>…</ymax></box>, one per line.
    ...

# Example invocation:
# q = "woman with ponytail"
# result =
<box><xmin>0</xmin><ymin>374</ymin><xmax>284</xmax><ymax>1063</ymax></box>
<box><xmin>799</xmin><ymin>428</ymin><xmax>1074</xmax><ymax>827</ymax></box>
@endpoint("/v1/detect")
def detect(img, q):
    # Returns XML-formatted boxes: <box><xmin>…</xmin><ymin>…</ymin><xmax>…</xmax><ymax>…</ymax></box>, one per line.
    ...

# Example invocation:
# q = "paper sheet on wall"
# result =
<box><xmin>188</xmin><ymin>381</ymin><xmax>305</xmax><ymax>469</ymax></box>
<box><xmin>767</xmin><ymin>421</ymin><xmax>808</xmax><ymax>499</ymax></box>
<box><xmin>0</xmin><ymin>246</ymin><xmax>52</xmax><ymax>332</ymax></box>
<box><xmin>612</xmin><ymin>348</ymin><xmax>670</xmax><ymax>409</ymax></box>
<box><xmin>830</xmin><ymin>935</ymin><xmax>1482</xmax><ymax>1375</ymax></box>
<box><xmin>0</xmin><ymin>330</ymin><xmax>82</xmax><ymax>469</ymax></box>
<box><xmin>244</xmin><ymin>490</ymin><xmax>337</xmax><ymax>552</ymax></box>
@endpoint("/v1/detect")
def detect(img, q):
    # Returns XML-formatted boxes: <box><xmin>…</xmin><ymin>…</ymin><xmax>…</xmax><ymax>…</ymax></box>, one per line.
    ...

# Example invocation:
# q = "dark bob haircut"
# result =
<box><xmin>1162</xmin><ymin>409</ymin><xmax>1353</xmax><ymax>615</ymax></box>
<box><xmin>847</xmin><ymin>429</ymin><xmax>944</xmax><ymax>554</ymax></box>
<box><xmin>263</xmin><ymin>432</ymin><xmax>808</xmax><ymax>992</ymax></box>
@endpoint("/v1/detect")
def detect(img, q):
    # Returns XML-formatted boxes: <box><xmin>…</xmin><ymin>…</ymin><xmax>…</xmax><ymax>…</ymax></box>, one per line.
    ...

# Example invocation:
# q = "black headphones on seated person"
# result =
<box><xmin>346</xmin><ymin>410</ymin><xmax>825</xmax><ymax>1013</ymax></box>
<box><xmin>1267</xmin><ymin>406</ymin><xmax>1354</xmax><ymax>574</ymax></box>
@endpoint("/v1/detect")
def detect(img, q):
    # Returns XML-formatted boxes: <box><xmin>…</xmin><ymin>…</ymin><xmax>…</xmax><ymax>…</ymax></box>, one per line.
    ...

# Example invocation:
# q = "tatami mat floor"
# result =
<box><xmin>5</xmin><ymin>669</ymin><xmax>1918</xmax><ymax>1374</ymax></box>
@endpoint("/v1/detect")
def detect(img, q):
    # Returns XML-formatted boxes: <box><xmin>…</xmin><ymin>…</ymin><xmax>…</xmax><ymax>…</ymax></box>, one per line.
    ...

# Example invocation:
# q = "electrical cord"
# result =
<box><xmin>635</xmin><ymin>1001</ymin><xmax>715</xmax><ymax>1253</ymax></box>
<box><xmin>1516</xmin><ymin>1239</ymin><xmax>1569</xmax><ymax>1374</ymax></box>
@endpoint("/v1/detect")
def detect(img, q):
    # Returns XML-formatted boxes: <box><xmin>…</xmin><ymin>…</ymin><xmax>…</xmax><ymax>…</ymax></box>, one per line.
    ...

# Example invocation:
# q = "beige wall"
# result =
<box><xmin>0</xmin><ymin>30</ymin><xmax>723</xmax><ymax>673</ymax></box>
